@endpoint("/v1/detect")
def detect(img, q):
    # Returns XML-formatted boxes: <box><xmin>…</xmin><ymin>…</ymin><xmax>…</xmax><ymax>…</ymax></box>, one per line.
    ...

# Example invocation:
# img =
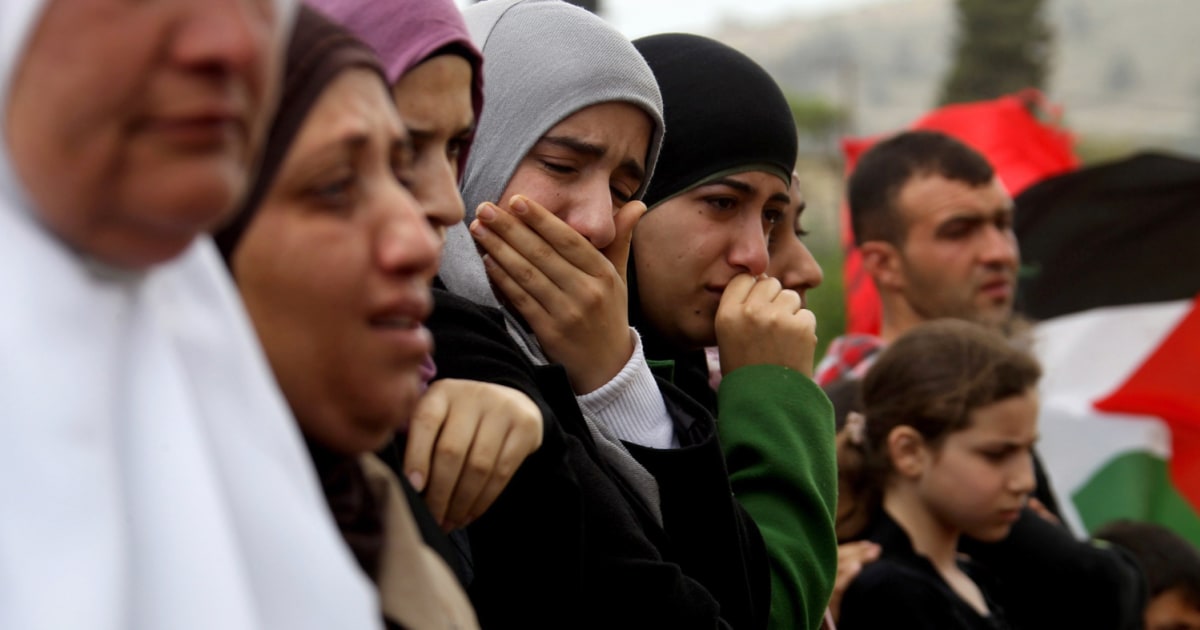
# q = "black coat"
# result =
<box><xmin>378</xmin><ymin>287</ymin><xmax>769</xmax><ymax>629</ymax></box>
<box><xmin>959</xmin><ymin>509</ymin><xmax>1147</xmax><ymax>630</ymax></box>
<box><xmin>839</xmin><ymin>510</ymin><xmax>1010</xmax><ymax>630</ymax></box>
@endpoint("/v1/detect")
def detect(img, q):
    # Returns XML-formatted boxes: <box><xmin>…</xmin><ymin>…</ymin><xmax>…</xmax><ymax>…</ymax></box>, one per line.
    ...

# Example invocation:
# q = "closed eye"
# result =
<box><xmin>540</xmin><ymin>159</ymin><xmax>577</xmax><ymax>175</ymax></box>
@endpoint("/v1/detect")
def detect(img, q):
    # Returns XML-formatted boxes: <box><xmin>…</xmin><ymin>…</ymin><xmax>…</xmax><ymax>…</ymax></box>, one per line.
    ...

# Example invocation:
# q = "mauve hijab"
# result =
<box><xmin>307</xmin><ymin>0</ymin><xmax>484</xmax><ymax>175</ymax></box>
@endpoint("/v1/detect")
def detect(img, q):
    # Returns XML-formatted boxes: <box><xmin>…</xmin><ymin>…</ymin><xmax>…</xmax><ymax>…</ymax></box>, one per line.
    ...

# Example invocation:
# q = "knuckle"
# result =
<box><xmin>577</xmin><ymin>282</ymin><xmax>604</xmax><ymax>307</ymax></box>
<box><xmin>514</xmin><ymin>265</ymin><xmax>538</xmax><ymax>286</ymax></box>
<box><xmin>493</xmin><ymin>460</ymin><xmax>517</xmax><ymax>480</ymax></box>
<box><xmin>529</xmin><ymin>243</ymin><xmax>555</xmax><ymax>262</ymax></box>
<box><xmin>434</xmin><ymin>441</ymin><xmax>465</xmax><ymax>464</ymax></box>
<box><xmin>466</xmin><ymin>457</ymin><xmax>491</xmax><ymax>478</ymax></box>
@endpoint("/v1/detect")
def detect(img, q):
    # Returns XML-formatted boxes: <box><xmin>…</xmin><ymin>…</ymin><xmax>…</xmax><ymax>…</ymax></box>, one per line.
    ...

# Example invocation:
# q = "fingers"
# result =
<box><xmin>602</xmin><ymin>200</ymin><xmax>647</xmax><ymax>286</ymax></box>
<box><xmin>473</xmin><ymin>197</ymin><xmax>607</xmax><ymax>282</ymax></box>
<box><xmin>480</xmin><ymin>251</ymin><xmax>550</xmax><ymax>322</ymax></box>
<box><xmin>471</xmin><ymin>205</ymin><xmax>559</xmax><ymax>313</ymax></box>
<box><xmin>413</xmin><ymin>381</ymin><xmax>545</xmax><ymax>531</ymax></box>
<box><xmin>744</xmin><ymin>275</ymin><xmax>783</xmax><ymax>305</ymax></box>
<box><xmin>835</xmin><ymin>541</ymin><xmax>881</xmax><ymax>583</ymax></box>
<box><xmin>838</xmin><ymin>540</ymin><xmax>881</xmax><ymax>564</ymax></box>
<box><xmin>403</xmin><ymin>382</ymin><xmax>453</xmax><ymax>492</ymax></box>
<box><xmin>421</xmin><ymin>398</ymin><xmax>481</xmax><ymax>527</ymax></box>
<box><xmin>460</xmin><ymin>420</ymin><xmax>538</xmax><ymax>525</ymax></box>
<box><xmin>471</xmin><ymin>199</ymin><xmax>600</xmax><ymax>321</ymax></box>
<box><xmin>718</xmin><ymin>274</ymin><xmax>759</xmax><ymax>312</ymax></box>
<box><xmin>439</xmin><ymin>405</ymin><xmax>509</xmax><ymax>530</ymax></box>
<box><xmin>1027</xmin><ymin>498</ymin><xmax>1062</xmax><ymax>526</ymax></box>
<box><xmin>447</xmin><ymin>390</ymin><xmax>543</xmax><ymax>528</ymax></box>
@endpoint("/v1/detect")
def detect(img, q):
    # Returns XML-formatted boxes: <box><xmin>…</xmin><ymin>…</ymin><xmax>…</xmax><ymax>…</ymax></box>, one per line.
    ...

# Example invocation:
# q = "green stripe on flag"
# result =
<box><xmin>1073</xmin><ymin>451</ymin><xmax>1200</xmax><ymax>548</ymax></box>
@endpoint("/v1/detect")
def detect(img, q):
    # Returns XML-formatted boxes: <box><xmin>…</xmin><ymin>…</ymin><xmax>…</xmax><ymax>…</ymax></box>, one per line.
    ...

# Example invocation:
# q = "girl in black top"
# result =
<box><xmin>837</xmin><ymin>320</ymin><xmax>1042</xmax><ymax>630</ymax></box>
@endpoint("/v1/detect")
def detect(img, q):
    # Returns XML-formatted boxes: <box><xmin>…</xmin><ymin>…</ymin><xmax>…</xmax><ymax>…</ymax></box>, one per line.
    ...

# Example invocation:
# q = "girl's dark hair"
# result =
<box><xmin>1095</xmin><ymin>519</ymin><xmax>1200</xmax><ymax>607</ymax></box>
<box><xmin>837</xmin><ymin>319</ymin><xmax>1041</xmax><ymax>540</ymax></box>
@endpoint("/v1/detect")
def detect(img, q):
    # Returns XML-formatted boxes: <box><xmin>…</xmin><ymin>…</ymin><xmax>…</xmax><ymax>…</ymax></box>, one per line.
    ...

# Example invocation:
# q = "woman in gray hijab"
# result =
<box><xmin>423</xmin><ymin>0</ymin><xmax>771</xmax><ymax>627</ymax></box>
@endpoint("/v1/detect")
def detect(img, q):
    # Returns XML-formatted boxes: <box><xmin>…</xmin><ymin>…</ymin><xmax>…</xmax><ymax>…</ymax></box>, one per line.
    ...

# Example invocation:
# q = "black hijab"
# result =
<box><xmin>629</xmin><ymin>33</ymin><xmax>799</xmax><ymax>410</ymax></box>
<box><xmin>635</xmin><ymin>33</ymin><xmax>797</xmax><ymax>209</ymax></box>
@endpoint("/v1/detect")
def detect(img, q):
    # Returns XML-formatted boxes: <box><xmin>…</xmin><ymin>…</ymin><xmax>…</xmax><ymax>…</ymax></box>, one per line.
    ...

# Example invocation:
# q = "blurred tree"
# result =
<box><xmin>476</xmin><ymin>0</ymin><xmax>599</xmax><ymax>12</ymax></box>
<box><xmin>938</xmin><ymin>0</ymin><xmax>1052</xmax><ymax>105</ymax></box>
<box><xmin>789</xmin><ymin>96</ymin><xmax>847</xmax><ymax>141</ymax></box>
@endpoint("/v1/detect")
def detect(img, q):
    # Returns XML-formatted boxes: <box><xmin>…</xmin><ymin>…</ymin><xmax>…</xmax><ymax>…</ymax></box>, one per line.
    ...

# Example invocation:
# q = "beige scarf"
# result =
<box><xmin>361</xmin><ymin>455</ymin><xmax>479</xmax><ymax>630</ymax></box>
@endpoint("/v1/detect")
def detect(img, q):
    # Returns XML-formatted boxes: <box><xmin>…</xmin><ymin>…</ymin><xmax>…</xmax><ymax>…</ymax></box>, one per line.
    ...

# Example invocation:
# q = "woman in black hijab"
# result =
<box><xmin>629</xmin><ymin>32</ymin><xmax>839</xmax><ymax>630</ymax></box>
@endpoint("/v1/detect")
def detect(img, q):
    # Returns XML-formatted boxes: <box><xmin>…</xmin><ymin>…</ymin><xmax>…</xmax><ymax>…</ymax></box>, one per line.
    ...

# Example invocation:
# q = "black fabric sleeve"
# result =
<box><xmin>397</xmin><ymin>288</ymin><xmax>748</xmax><ymax>629</ymax></box>
<box><xmin>624</xmin><ymin>382</ymin><xmax>770</xmax><ymax>630</ymax></box>
<box><xmin>960</xmin><ymin>508</ymin><xmax>1148</xmax><ymax>630</ymax></box>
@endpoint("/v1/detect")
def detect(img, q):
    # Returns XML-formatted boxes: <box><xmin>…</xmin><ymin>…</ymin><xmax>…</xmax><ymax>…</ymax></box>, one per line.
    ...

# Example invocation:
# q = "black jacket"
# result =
<box><xmin>839</xmin><ymin>510</ymin><xmax>1010</xmax><ymax>630</ymax></box>
<box><xmin>378</xmin><ymin>287</ymin><xmax>769</xmax><ymax>629</ymax></box>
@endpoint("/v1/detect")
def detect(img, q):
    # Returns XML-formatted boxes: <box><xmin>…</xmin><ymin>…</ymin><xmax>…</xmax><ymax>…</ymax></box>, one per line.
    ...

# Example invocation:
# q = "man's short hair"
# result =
<box><xmin>848</xmin><ymin>130</ymin><xmax>995</xmax><ymax>246</ymax></box>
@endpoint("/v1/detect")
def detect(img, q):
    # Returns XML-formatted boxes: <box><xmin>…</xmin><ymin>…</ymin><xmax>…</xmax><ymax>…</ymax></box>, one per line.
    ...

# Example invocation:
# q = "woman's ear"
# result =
<box><xmin>886</xmin><ymin>425</ymin><xmax>927</xmax><ymax>479</ymax></box>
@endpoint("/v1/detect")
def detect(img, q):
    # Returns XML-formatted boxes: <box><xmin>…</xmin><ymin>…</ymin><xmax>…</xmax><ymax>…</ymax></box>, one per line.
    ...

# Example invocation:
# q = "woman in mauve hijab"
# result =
<box><xmin>0</xmin><ymin>1</ymin><xmax>380</xmax><ymax>629</ymax></box>
<box><xmin>309</xmin><ymin>0</ymin><xmax>545</xmax><ymax>537</ymax></box>
<box><xmin>214</xmin><ymin>6</ymin><xmax>518</xmax><ymax>629</ymax></box>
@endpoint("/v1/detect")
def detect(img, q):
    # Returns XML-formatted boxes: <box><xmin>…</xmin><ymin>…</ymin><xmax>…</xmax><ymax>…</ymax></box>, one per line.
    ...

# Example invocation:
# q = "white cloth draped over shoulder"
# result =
<box><xmin>0</xmin><ymin>2</ymin><xmax>381</xmax><ymax>629</ymax></box>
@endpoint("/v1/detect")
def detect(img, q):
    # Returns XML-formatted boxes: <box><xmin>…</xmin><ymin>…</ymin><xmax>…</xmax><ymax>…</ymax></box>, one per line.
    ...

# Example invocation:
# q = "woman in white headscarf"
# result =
<box><xmin>0</xmin><ymin>2</ymin><xmax>380</xmax><ymax>629</ymax></box>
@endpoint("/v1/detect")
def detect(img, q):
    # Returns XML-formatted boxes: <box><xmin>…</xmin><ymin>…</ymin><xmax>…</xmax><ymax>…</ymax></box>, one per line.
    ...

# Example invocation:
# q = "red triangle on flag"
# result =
<box><xmin>1094</xmin><ymin>295</ymin><xmax>1200</xmax><ymax>513</ymax></box>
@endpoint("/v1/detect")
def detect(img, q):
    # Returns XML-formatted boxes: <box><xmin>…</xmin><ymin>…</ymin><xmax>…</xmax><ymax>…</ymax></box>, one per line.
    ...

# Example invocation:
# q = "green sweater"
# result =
<box><xmin>717</xmin><ymin>365</ymin><xmax>839</xmax><ymax>630</ymax></box>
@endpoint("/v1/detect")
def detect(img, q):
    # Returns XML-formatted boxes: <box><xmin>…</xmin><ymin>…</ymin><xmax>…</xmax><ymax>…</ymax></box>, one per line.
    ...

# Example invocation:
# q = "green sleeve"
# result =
<box><xmin>717</xmin><ymin>364</ymin><xmax>838</xmax><ymax>630</ymax></box>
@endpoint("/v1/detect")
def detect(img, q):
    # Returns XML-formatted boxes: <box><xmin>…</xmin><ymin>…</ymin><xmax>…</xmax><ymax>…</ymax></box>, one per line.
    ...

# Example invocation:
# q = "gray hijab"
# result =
<box><xmin>439</xmin><ymin>0</ymin><xmax>664</xmax><ymax>308</ymax></box>
<box><xmin>441</xmin><ymin>0</ymin><xmax>668</xmax><ymax>522</ymax></box>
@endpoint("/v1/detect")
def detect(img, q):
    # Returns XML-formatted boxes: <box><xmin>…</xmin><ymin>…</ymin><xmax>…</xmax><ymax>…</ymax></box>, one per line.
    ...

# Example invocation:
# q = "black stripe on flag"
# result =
<box><xmin>1015</xmin><ymin>152</ymin><xmax>1200</xmax><ymax>321</ymax></box>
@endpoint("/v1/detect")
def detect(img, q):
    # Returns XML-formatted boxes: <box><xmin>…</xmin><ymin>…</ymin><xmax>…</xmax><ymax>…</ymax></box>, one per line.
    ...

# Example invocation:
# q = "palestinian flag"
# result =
<box><xmin>1015</xmin><ymin>151</ymin><xmax>1200</xmax><ymax>547</ymax></box>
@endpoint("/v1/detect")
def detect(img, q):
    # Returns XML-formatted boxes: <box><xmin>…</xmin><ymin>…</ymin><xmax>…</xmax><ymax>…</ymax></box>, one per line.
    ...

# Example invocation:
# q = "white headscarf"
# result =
<box><xmin>0</xmin><ymin>3</ymin><xmax>381</xmax><ymax>629</ymax></box>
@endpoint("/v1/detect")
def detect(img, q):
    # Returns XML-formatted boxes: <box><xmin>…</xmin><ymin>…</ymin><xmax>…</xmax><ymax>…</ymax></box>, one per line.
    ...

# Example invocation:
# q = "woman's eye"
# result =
<box><xmin>310</xmin><ymin>177</ymin><xmax>355</xmax><ymax>208</ymax></box>
<box><xmin>705</xmin><ymin>196</ymin><xmax>736</xmax><ymax>211</ymax></box>
<box><xmin>981</xmin><ymin>449</ymin><xmax>1013</xmax><ymax>463</ymax></box>
<box><xmin>763</xmin><ymin>209</ymin><xmax>783</xmax><ymax>225</ymax></box>
<box><xmin>540</xmin><ymin>160</ymin><xmax>577</xmax><ymax>175</ymax></box>
<box><xmin>611</xmin><ymin>185</ymin><xmax>633</xmax><ymax>205</ymax></box>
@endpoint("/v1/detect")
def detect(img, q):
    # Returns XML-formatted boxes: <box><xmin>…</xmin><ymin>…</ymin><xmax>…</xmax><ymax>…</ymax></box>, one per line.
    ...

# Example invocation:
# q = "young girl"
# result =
<box><xmin>836</xmin><ymin>319</ymin><xmax>1042</xmax><ymax>630</ymax></box>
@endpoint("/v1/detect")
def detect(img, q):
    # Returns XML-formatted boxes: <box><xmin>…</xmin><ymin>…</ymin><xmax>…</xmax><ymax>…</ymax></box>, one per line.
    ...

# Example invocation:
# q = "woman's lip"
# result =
<box><xmin>369</xmin><ymin>287</ymin><xmax>434</xmax><ymax>329</ymax></box>
<box><xmin>980</xmin><ymin>280</ymin><xmax>1012</xmax><ymax>298</ymax></box>
<box><xmin>369</xmin><ymin>322</ymin><xmax>434</xmax><ymax>358</ymax></box>
<box><xmin>143</xmin><ymin>116</ymin><xmax>245</xmax><ymax>149</ymax></box>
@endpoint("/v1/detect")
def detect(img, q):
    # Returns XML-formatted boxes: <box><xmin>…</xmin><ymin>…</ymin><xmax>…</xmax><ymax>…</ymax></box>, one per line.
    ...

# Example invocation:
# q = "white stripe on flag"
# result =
<box><xmin>1032</xmin><ymin>299</ymin><xmax>1189</xmax><ymax>535</ymax></box>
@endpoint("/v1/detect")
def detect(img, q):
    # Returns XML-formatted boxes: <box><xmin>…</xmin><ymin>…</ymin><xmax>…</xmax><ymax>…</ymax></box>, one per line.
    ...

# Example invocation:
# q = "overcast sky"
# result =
<box><xmin>453</xmin><ymin>0</ymin><xmax>894</xmax><ymax>39</ymax></box>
